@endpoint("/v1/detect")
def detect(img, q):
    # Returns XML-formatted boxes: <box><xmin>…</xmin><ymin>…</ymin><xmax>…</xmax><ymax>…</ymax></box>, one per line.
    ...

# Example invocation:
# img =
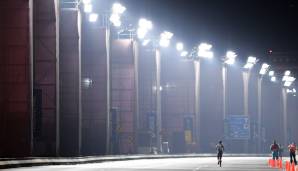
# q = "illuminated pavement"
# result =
<box><xmin>3</xmin><ymin>157</ymin><xmax>280</xmax><ymax>171</ymax></box>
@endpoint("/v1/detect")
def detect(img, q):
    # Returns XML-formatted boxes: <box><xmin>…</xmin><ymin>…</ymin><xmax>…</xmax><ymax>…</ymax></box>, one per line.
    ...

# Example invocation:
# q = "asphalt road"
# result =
<box><xmin>3</xmin><ymin>157</ymin><xmax>279</xmax><ymax>171</ymax></box>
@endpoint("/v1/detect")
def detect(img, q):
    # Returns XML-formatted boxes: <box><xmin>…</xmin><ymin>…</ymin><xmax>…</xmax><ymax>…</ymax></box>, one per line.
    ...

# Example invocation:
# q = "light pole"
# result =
<box><xmin>281</xmin><ymin>71</ymin><xmax>296</xmax><ymax>145</ymax></box>
<box><xmin>242</xmin><ymin>56</ymin><xmax>257</xmax><ymax>152</ymax></box>
<box><xmin>193</xmin><ymin>43</ymin><xmax>213</xmax><ymax>152</ymax></box>
<box><xmin>257</xmin><ymin>63</ymin><xmax>270</xmax><ymax>153</ymax></box>
<box><xmin>222</xmin><ymin>51</ymin><xmax>237</xmax><ymax>120</ymax></box>
<box><xmin>154</xmin><ymin>31</ymin><xmax>173</xmax><ymax>152</ymax></box>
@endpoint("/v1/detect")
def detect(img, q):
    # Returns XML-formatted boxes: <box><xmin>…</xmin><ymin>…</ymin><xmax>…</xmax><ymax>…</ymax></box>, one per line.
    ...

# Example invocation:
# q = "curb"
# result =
<box><xmin>0</xmin><ymin>154</ymin><xmax>271</xmax><ymax>169</ymax></box>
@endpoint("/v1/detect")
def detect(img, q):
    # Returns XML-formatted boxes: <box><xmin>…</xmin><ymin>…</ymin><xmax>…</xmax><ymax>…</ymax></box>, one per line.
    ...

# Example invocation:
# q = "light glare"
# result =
<box><xmin>89</xmin><ymin>13</ymin><xmax>98</xmax><ymax>22</ymax></box>
<box><xmin>271</xmin><ymin>76</ymin><xmax>276</xmax><ymax>82</ymax></box>
<box><xmin>268</xmin><ymin>70</ymin><xmax>274</xmax><ymax>76</ymax></box>
<box><xmin>180</xmin><ymin>51</ymin><xmax>188</xmax><ymax>57</ymax></box>
<box><xmin>84</xmin><ymin>4</ymin><xmax>92</xmax><ymax>13</ymax></box>
<box><xmin>198</xmin><ymin>43</ymin><xmax>213</xmax><ymax>58</ymax></box>
<box><xmin>82</xmin><ymin>0</ymin><xmax>91</xmax><ymax>4</ymax></box>
<box><xmin>112</xmin><ymin>3</ymin><xmax>126</xmax><ymax>14</ymax></box>
<box><xmin>176</xmin><ymin>42</ymin><xmax>184</xmax><ymax>51</ymax></box>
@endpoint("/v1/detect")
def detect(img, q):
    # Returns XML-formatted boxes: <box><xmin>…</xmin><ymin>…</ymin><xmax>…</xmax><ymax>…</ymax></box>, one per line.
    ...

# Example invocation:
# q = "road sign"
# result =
<box><xmin>224</xmin><ymin>115</ymin><xmax>250</xmax><ymax>140</ymax></box>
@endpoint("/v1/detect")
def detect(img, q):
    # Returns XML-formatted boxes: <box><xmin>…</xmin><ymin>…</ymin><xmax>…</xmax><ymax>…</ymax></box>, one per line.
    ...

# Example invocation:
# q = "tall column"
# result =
<box><xmin>257</xmin><ymin>77</ymin><xmax>262</xmax><ymax>153</ymax></box>
<box><xmin>106</xmin><ymin>28</ymin><xmax>111</xmax><ymax>154</ymax></box>
<box><xmin>194</xmin><ymin>60</ymin><xmax>200</xmax><ymax>151</ymax></box>
<box><xmin>222</xmin><ymin>65</ymin><xmax>227</xmax><ymax>120</ymax></box>
<box><xmin>133</xmin><ymin>41</ymin><xmax>140</xmax><ymax>153</ymax></box>
<box><xmin>54</xmin><ymin>0</ymin><xmax>60</xmax><ymax>156</ymax></box>
<box><xmin>155</xmin><ymin>49</ymin><xmax>162</xmax><ymax>152</ymax></box>
<box><xmin>77</xmin><ymin>7</ymin><xmax>82</xmax><ymax>156</ymax></box>
<box><xmin>282</xmin><ymin>88</ymin><xmax>288</xmax><ymax>146</ymax></box>
<box><xmin>29</xmin><ymin>0</ymin><xmax>34</xmax><ymax>156</ymax></box>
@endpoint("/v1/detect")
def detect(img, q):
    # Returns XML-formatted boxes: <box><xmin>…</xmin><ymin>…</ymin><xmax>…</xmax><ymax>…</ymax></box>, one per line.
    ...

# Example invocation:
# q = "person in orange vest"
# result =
<box><xmin>288</xmin><ymin>142</ymin><xmax>297</xmax><ymax>165</ymax></box>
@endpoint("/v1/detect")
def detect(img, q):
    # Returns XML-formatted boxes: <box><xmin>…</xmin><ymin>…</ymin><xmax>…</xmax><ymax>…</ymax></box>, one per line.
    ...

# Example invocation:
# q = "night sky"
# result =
<box><xmin>118</xmin><ymin>0</ymin><xmax>298</xmax><ymax>60</ymax></box>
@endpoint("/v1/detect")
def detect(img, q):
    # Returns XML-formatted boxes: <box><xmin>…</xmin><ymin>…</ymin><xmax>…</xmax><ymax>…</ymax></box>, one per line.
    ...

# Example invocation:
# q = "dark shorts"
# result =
<box><xmin>217</xmin><ymin>151</ymin><xmax>223</xmax><ymax>159</ymax></box>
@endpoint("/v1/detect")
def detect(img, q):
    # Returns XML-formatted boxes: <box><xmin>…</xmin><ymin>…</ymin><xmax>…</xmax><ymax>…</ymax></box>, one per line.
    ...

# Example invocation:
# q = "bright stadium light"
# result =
<box><xmin>259</xmin><ymin>63</ymin><xmax>270</xmax><ymax>75</ymax></box>
<box><xmin>268</xmin><ymin>70</ymin><xmax>274</xmax><ymax>76</ymax></box>
<box><xmin>198</xmin><ymin>43</ymin><xmax>213</xmax><ymax>58</ymax></box>
<box><xmin>82</xmin><ymin>0</ymin><xmax>91</xmax><ymax>4</ymax></box>
<box><xmin>244</xmin><ymin>56</ymin><xmax>257</xmax><ymax>69</ymax></box>
<box><xmin>282</xmin><ymin>70</ymin><xmax>295</xmax><ymax>87</ymax></box>
<box><xmin>271</xmin><ymin>76</ymin><xmax>277</xmax><ymax>82</ymax></box>
<box><xmin>137</xmin><ymin>18</ymin><xmax>152</xmax><ymax>39</ymax></box>
<box><xmin>159</xmin><ymin>31</ymin><xmax>173</xmax><ymax>47</ymax></box>
<box><xmin>176</xmin><ymin>42</ymin><xmax>184</xmax><ymax>51</ymax></box>
<box><xmin>139</xmin><ymin>18</ymin><xmax>152</xmax><ymax>30</ymax></box>
<box><xmin>285</xmin><ymin>70</ymin><xmax>291</xmax><ymax>76</ymax></box>
<box><xmin>112</xmin><ymin>3</ymin><xmax>126</xmax><ymax>14</ymax></box>
<box><xmin>84</xmin><ymin>4</ymin><xmax>92</xmax><ymax>13</ymax></box>
<box><xmin>224</xmin><ymin>51</ymin><xmax>237</xmax><ymax>65</ymax></box>
<box><xmin>180</xmin><ymin>51</ymin><xmax>188</xmax><ymax>57</ymax></box>
<box><xmin>142</xmin><ymin>39</ymin><xmax>150</xmax><ymax>46</ymax></box>
<box><xmin>89</xmin><ymin>13</ymin><xmax>98</xmax><ymax>22</ymax></box>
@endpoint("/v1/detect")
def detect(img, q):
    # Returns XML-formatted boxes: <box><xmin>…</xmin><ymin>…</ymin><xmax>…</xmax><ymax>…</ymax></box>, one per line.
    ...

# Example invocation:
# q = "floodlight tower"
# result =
<box><xmin>281</xmin><ymin>70</ymin><xmax>296</xmax><ymax>145</ymax></box>
<box><xmin>155</xmin><ymin>31</ymin><xmax>173</xmax><ymax>152</ymax></box>
<box><xmin>257</xmin><ymin>63</ymin><xmax>270</xmax><ymax>153</ymax></box>
<box><xmin>242</xmin><ymin>56</ymin><xmax>257</xmax><ymax>152</ymax></box>
<box><xmin>222</xmin><ymin>51</ymin><xmax>237</xmax><ymax>120</ymax></box>
<box><xmin>193</xmin><ymin>43</ymin><xmax>213</xmax><ymax>151</ymax></box>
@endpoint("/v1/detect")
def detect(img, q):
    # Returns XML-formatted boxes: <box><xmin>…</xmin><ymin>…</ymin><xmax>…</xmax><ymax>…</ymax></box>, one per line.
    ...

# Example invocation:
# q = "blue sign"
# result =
<box><xmin>224</xmin><ymin>115</ymin><xmax>250</xmax><ymax>140</ymax></box>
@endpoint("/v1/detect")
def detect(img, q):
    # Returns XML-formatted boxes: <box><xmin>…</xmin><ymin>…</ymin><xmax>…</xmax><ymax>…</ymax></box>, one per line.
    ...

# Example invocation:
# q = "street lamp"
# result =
<box><xmin>242</xmin><ymin>56</ymin><xmax>257</xmax><ymax>152</ymax></box>
<box><xmin>193</xmin><ymin>43</ymin><xmax>213</xmax><ymax>152</ymax></box>
<box><xmin>257</xmin><ymin>63</ymin><xmax>270</xmax><ymax>153</ymax></box>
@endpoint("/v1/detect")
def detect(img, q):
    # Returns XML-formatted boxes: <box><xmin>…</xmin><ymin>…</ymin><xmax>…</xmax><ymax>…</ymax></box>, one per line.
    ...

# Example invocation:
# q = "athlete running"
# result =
<box><xmin>216</xmin><ymin>140</ymin><xmax>225</xmax><ymax>167</ymax></box>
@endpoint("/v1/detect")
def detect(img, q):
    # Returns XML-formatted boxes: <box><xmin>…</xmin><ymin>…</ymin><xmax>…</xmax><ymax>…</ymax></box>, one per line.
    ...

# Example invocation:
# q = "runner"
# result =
<box><xmin>288</xmin><ymin>142</ymin><xmax>297</xmax><ymax>165</ymax></box>
<box><xmin>216</xmin><ymin>140</ymin><xmax>225</xmax><ymax>167</ymax></box>
<box><xmin>270</xmin><ymin>140</ymin><xmax>279</xmax><ymax>160</ymax></box>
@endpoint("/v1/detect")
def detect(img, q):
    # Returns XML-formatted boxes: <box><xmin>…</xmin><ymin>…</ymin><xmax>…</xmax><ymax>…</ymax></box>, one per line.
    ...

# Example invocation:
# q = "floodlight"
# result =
<box><xmin>159</xmin><ymin>31</ymin><xmax>173</xmax><ymax>47</ymax></box>
<box><xmin>82</xmin><ymin>0</ymin><xmax>91</xmax><ymax>4</ymax></box>
<box><xmin>89</xmin><ymin>13</ymin><xmax>98</xmax><ymax>22</ymax></box>
<box><xmin>226</xmin><ymin>51</ymin><xmax>237</xmax><ymax>59</ymax></box>
<box><xmin>159</xmin><ymin>39</ymin><xmax>170</xmax><ymax>47</ymax></box>
<box><xmin>198</xmin><ymin>43</ymin><xmax>213</xmax><ymax>58</ymax></box>
<box><xmin>284</xmin><ymin>81</ymin><xmax>293</xmax><ymax>87</ymax></box>
<box><xmin>285</xmin><ymin>70</ymin><xmax>291</xmax><ymax>76</ymax></box>
<box><xmin>244</xmin><ymin>56</ymin><xmax>257</xmax><ymax>69</ymax></box>
<box><xmin>287</xmin><ymin>89</ymin><xmax>292</xmax><ymax>93</ymax></box>
<box><xmin>112</xmin><ymin>3</ymin><xmax>126</xmax><ymax>14</ymax></box>
<box><xmin>138</xmin><ymin>18</ymin><xmax>153</xmax><ymax>30</ymax></box>
<box><xmin>225</xmin><ymin>51</ymin><xmax>237</xmax><ymax>65</ymax></box>
<box><xmin>271</xmin><ymin>76</ymin><xmax>276</xmax><ymax>82</ymax></box>
<box><xmin>84</xmin><ymin>4</ymin><xmax>92</xmax><ymax>13</ymax></box>
<box><xmin>109</xmin><ymin>14</ymin><xmax>121</xmax><ymax>27</ymax></box>
<box><xmin>259</xmin><ymin>63</ymin><xmax>270</xmax><ymax>75</ymax></box>
<box><xmin>244</xmin><ymin>63</ymin><xmax>254</xmax><ymax>69</ymax></box>
<box><xmin>142</xmin><ymin>39</ymin><xmax>150</xmax><ymax>46</ymax></box>
<box><xmin>180</xmin><ymin>51</ymin><xmax>188</xmax><ymax>57</ymax></box>
<box><xmin>247</xmin><ymin>56</ymin><xmax>257</xmax><ymax>64</ymax></box>
<box><xmin>268</xmin><ymin>70</ymin><xmax>274</xmax><ymax>76</ymax></box>
<box><xmin>293</xmin><ymin>88</ymin><xmax>297</xmax><ymax>93</ymax></box>
<box><xmin>137</xmin><ymin>28</ymin><xmax>147</xmax><ymax>39</ymax></box>
<box><xmin>176</xmin><ymin>42</ymin><xmax>184</xmax><ymax>51</ymax></box>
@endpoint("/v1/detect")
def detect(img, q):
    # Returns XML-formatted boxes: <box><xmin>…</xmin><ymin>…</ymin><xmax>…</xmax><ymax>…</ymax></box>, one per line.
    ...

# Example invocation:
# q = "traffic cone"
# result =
<box><xmin>291</xmin><ymin>162</ymin><xmax>295</xmax><ymax>171</ymax></box>
<box><xmin>286</xmin><ymin>161</ymin><xmax>290</xmax><ymax>171</ymax></box>
<box><xmin>272</xmin><ymin>159</ymin><xmax>276</xmax><ymax>168</ymax></box>
<box><xmin>279</xmin><ymin>159</ymin><xmax>283</xmax><ymax>169</ymax></box>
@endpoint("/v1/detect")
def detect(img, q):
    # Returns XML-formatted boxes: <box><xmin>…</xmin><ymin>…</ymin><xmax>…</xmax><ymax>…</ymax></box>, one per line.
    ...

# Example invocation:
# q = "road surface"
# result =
<box><xmin>4</xmin><ymin>157</ymin><xmax>279</xmax><ymax>171</ymax></box>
